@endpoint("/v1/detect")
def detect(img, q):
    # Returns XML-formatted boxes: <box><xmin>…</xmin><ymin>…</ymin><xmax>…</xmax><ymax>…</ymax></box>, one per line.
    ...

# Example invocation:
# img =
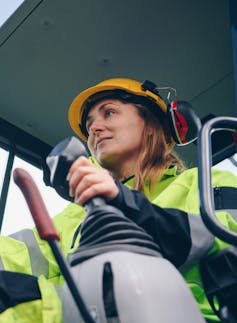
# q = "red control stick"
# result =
<box><xmin>13</xmin><ymin>168</ymin><xmax>95</xmax><ymax>323</ymax></box>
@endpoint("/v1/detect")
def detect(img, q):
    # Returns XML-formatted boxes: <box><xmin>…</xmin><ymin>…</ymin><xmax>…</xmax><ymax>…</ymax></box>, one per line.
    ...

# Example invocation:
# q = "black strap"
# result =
<box><xmin>0</xmin><ymin>271</ymin><xmax>41</xmax><ymax>313</ymax></box>
<box><xmin>214</xmin><ymin>187</ymin><xmax>237</xmax><ymax>210</ymax></box>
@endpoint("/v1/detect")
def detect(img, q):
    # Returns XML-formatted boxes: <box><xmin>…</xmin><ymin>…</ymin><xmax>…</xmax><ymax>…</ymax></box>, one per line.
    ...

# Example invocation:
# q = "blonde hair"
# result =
<box><xmin>133</xmin><ymin>104</ymin><xmax>186</xmax><ymax>192</ymax></box>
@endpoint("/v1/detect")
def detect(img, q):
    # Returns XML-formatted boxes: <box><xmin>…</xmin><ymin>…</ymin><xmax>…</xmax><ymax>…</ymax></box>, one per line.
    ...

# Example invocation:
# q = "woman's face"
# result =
<box><xmin>86</xmin><ymin>98</ymin><xmax>145</xmax><ymax>169</ymax></box>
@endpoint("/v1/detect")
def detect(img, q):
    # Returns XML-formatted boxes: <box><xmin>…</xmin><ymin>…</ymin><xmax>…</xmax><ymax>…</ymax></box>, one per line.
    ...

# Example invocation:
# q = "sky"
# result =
<box><xmin>0</xmin><ymin>0</ymin><xmax>25</xmax><ymax>27</ymax></box>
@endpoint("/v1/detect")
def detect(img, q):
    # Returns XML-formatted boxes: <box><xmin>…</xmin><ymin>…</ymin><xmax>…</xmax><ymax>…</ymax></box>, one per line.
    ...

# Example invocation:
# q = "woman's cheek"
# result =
<box><xmin>87</xmin><ymin>138</ymin><xmax>94</xmax><ymax>154</ymax></box>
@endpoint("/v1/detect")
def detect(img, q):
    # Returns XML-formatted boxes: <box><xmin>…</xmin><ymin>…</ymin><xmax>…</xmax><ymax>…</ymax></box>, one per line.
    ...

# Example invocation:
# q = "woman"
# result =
<box><xmin>66</xmin><ymin>77</ymin><xmax>237</xmax><ymax>322</ymax></box>
<box><xmin>0</xmin><ymin>78</ymin><xmax>236</xmax><ymax>322</ymax></box>
<box><xmin>67</xmin><ymin>85</ymin><xmax>185</xmax><ymax>202</ymax></box>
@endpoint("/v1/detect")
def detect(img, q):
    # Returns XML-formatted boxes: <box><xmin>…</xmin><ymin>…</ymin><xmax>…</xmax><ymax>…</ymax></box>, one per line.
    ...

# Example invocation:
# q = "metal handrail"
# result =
<box><xmin>198</xmin><ymin>116</ymin><xmax>237</xmax><ymax>245</ymax></box>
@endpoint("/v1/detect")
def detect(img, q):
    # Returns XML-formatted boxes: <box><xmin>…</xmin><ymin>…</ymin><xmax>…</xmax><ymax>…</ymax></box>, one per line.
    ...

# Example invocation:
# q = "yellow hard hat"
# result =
<box><xmin>68</xmin><ymin>78</ymin><xmax>167</xmax><ymax>141</ymax></box>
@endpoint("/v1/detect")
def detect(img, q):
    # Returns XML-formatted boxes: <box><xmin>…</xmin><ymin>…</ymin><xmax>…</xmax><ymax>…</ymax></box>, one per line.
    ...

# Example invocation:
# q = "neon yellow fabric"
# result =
<box><xmin>149</xmin><ymin>167</ymin><xmax>237</xmax><ymax>322</ymax></box>
<box><xmin>1</xmin><ymin>166</ymin><xmax>237</xmax><ymax>322</ymax></box>
<box><xmin>33</xmin><ymin>203</ymin><xmax>86</xmax><ymax>285</ymax></box>
<box><xmin>0</xmin><ymin>276</ymin><xmax>62</xmax><ymax>323</ymax></box>
<box><xmin>0</xmin><ymin>299</ymin><xmax>43</xmax><ymax>323</ymax></box>
<box><xmin>123</xmin><ymin>167</ymin><xmax>237</xmax><ymax>321</ymax></box>
<box><xmin>38</xmin><ymin>275</ymin><xmax>62</xmax><ymax>322</ymax></box>
<box><xmin>0</xmin><ymin>235</ymin><xmax>32</xmax><ymax>275</ymax></box>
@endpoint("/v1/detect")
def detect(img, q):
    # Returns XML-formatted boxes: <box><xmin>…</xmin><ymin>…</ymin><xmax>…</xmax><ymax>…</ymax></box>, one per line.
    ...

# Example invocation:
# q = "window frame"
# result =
<box><xmin>0</xmin><ymin>116</ymin><xmax>52</xmax><ymax>232</ymax></box>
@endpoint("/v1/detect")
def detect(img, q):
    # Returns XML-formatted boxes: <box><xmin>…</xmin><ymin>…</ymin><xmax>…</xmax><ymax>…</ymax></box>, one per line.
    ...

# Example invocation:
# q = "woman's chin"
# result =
<box><xmin>96</xmin><ymin>152</ymin><xmax>117</xmax><ymax>168</ymax></box>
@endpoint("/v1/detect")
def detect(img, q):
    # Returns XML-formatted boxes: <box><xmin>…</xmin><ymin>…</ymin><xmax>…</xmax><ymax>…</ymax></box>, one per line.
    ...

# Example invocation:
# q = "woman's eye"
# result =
<box><xmin>105</xmin><ymin>110</ymin><xmax>114</xmax><ymax>117</ymax></box>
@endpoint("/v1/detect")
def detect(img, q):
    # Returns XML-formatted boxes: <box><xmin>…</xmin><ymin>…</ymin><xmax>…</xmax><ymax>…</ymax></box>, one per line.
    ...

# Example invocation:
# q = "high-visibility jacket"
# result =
<box><xmin>122</xmin><ymin>167</ymin><xmax>237</xmax><ymax>322</ymax></box>
<box><xmin>0</xmin><ymin>166</ymin><xmax>236</xmax><ymax>322</ymax></box>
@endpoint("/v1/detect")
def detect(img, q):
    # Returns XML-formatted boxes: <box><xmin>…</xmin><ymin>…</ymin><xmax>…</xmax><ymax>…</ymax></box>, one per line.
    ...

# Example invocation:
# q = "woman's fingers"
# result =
<box><xmin>67</xmin><ymin>156</ymin><xmax>94</xmax><ymax>195</ymax></box>
<box><xmin>66</xmin><ymin>156</ymin><xmax>118</xmax><ymax>205</ymax></box>
<box><xmin>74</xmin><ymin>179</ymin><xmax>116</xmax><ymax>205</ymax></box>
<box><xmin>67</xmin><ymin>156</ymin><xmax>91</xmax><ymax>181</ymax></box>
<box><xmin>68</xmin><ymin>165</ymin><xmax>97</xmax><ymax>197</ymax></box>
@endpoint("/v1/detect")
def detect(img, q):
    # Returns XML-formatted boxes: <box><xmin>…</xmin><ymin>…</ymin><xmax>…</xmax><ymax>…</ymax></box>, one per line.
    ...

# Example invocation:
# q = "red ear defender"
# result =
<box><xmin>140</xmin><ymin>80</ymin><xmax>201</xmax><ymax>146</ymax></box>
<box><xmin>167</xmin><ymin>100</ymin><xmax>202</xmax><ymax>145</ymax></box>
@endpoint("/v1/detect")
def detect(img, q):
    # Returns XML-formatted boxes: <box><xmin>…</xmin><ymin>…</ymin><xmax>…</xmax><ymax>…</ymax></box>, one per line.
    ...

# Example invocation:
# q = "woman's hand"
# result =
<box><xmin>66</xmin><ymin>156</ymin><xmax>119</xmax><ymax>205</ymax></box>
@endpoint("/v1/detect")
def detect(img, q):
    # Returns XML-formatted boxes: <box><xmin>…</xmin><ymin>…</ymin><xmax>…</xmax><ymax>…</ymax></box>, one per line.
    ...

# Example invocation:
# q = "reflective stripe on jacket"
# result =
<box><xmin>0</xmin><ymin>204</ymin><xmax>86</xmax><ymax>286</ymax></box>
<box><xmin>0</xmin><ymin>166</ymin><xmax>236</xmax><ymax>322</ymax></box>
<box><xmin>152</xmin><ymin>168</ymin><xmax>237</xmax><ymax>322</ymax></box>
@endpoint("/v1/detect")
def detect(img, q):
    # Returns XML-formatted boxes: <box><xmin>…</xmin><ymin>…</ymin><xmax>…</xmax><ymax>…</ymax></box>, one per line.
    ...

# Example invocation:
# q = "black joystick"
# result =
<box><xmin>46</xmin><ymin>136</ymin><xmax>88</xmax><ymax>202</ymax></box>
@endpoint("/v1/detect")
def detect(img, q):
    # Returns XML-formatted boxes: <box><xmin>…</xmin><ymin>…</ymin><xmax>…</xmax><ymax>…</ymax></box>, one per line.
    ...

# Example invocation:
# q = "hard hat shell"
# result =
<box><xmin>68</xmin><ymin>78</ymin><xmax>167</xmax><ymax>141</ymax></box>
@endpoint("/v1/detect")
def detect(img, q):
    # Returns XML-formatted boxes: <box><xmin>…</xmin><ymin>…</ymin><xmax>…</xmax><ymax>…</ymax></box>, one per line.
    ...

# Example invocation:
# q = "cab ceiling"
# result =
<box><xmin>0</xmin><ymin>0</ymin><xmax>235</xmax><ymax>166</ymax></box>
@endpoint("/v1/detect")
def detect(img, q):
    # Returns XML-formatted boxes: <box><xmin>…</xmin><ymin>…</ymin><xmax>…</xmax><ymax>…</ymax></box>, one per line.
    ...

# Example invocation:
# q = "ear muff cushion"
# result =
<box><xmin>167</xmin><ymin>101</ymin><xmax>201</xmax><ymax>145</ymax></box>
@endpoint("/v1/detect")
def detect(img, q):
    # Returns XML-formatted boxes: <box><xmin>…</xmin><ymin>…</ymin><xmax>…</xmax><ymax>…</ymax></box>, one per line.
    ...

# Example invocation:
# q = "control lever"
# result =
<box><xmin>13</xmin><ymin>168</ymin><xmax>95</xmax><ymax>323</ymax></box>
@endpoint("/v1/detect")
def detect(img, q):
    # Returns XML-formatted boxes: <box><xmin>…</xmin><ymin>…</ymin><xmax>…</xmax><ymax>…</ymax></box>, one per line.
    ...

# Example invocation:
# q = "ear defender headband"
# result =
<box><xmin>141</xmin><ymin>80</ymin><xmax>201</xmax><ymax>146</ymax></box>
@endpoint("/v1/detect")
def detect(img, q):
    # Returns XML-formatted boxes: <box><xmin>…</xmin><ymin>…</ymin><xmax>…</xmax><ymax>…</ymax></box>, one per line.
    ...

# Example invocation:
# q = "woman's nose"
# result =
<box><xmin>89</xmin><ymin>118</ymin><xmax>105</xmax><ymax>135</ymax></box>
